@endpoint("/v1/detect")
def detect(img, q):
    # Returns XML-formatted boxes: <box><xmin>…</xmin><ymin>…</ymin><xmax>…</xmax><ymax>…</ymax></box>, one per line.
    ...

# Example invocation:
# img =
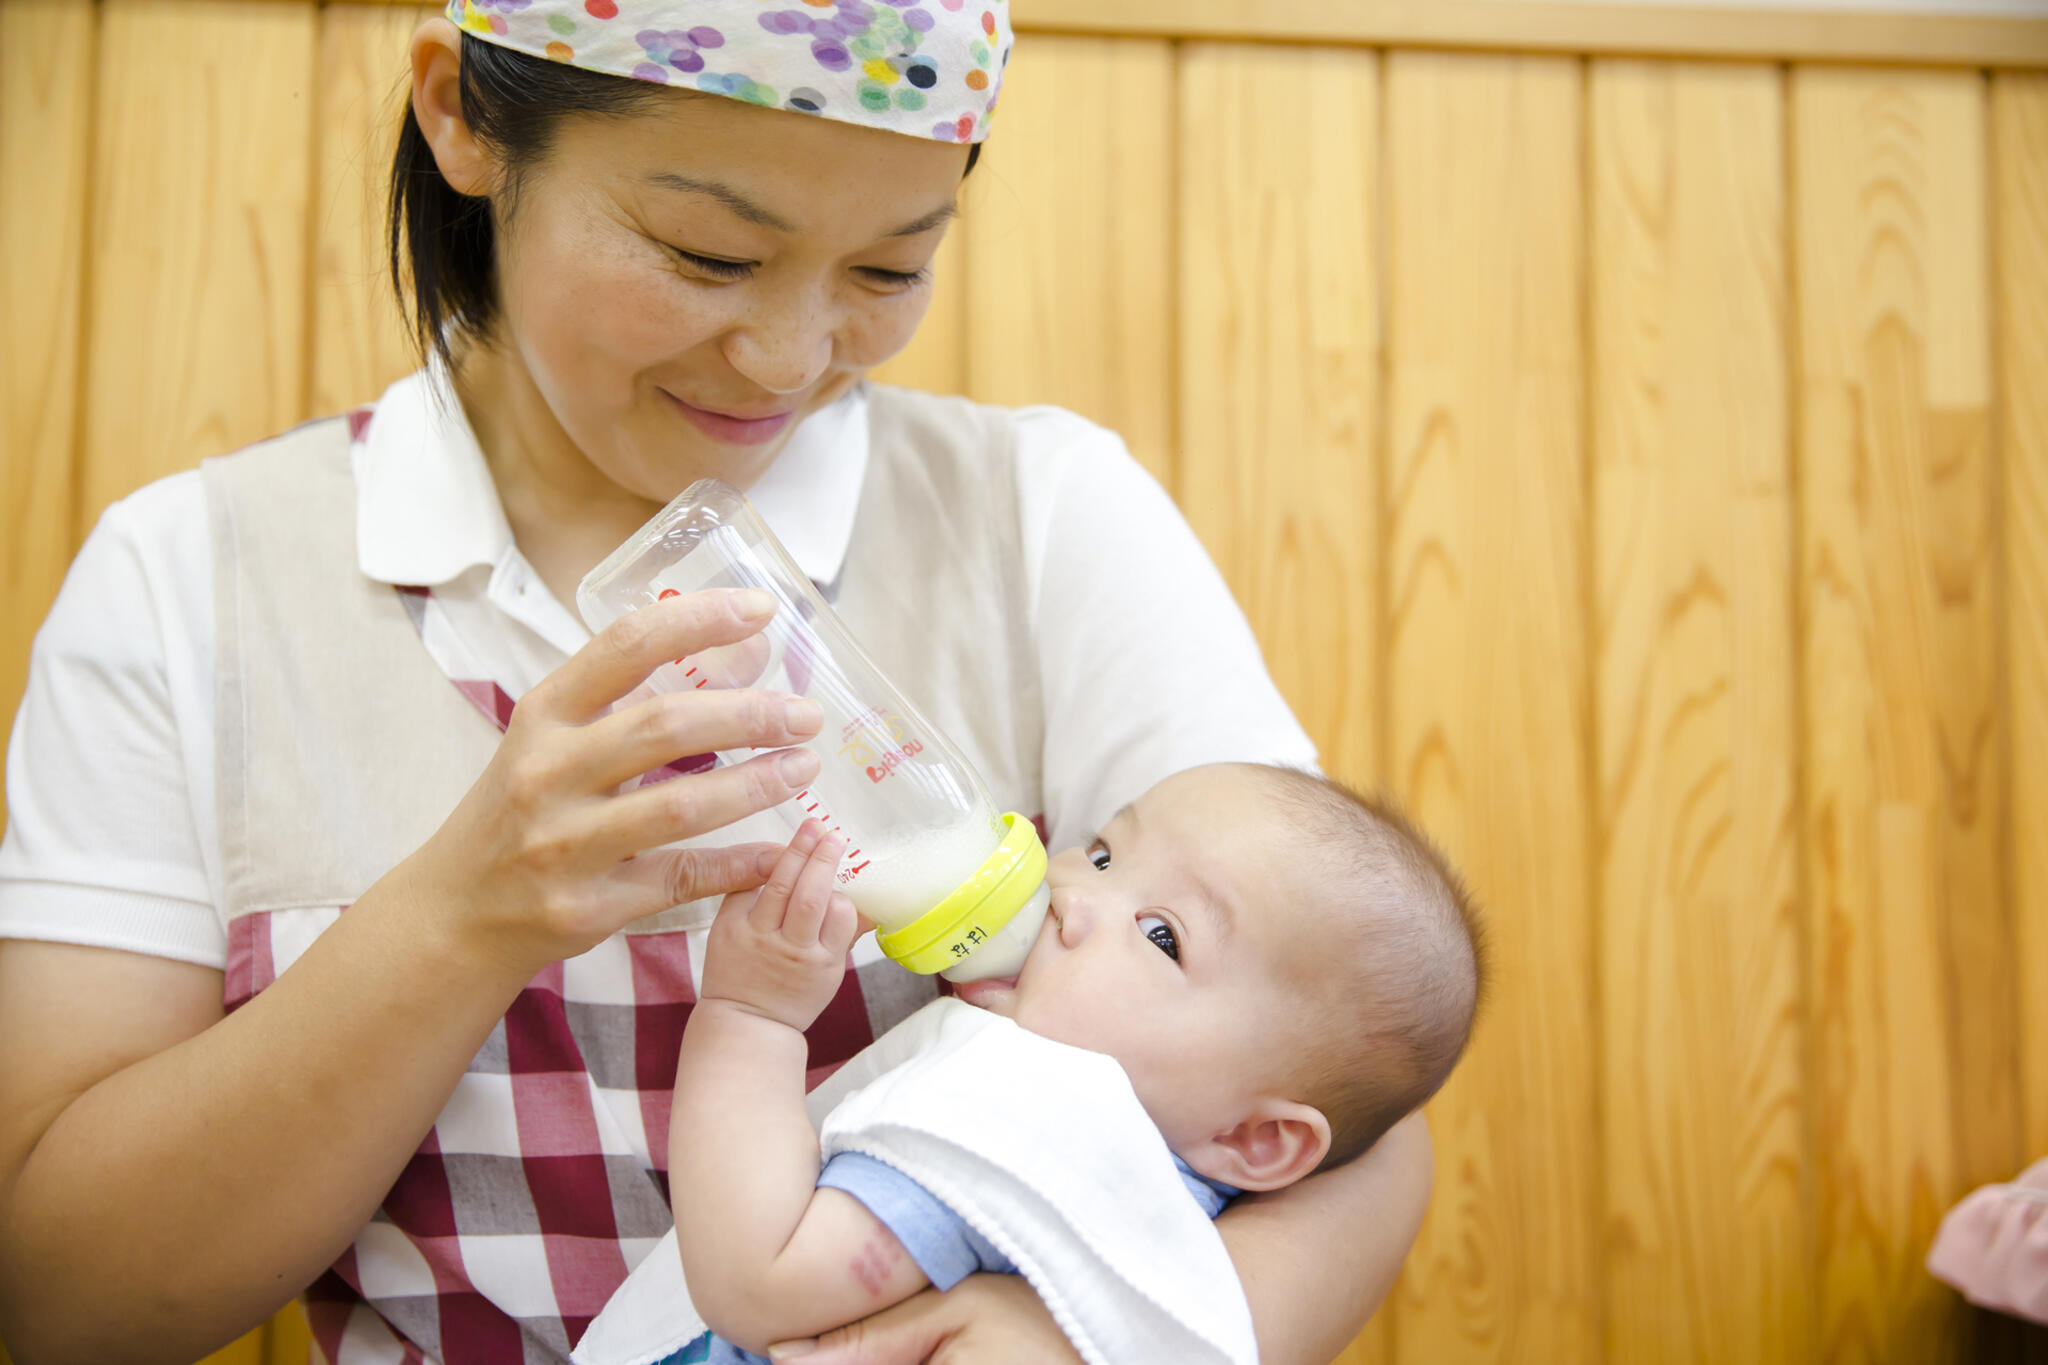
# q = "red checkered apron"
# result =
<box><xmin>220</xmin><ymin>409</ymin><xmax>934</xmax><ymax>1364</ymax></box>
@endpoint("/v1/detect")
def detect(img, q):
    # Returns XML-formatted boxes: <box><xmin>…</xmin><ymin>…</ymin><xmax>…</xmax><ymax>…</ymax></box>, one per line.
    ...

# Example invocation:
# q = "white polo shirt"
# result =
<box><xmin>0</xmin><ymin>371</ymin><xmax>1316</xmax><ymax>968</ymax></box>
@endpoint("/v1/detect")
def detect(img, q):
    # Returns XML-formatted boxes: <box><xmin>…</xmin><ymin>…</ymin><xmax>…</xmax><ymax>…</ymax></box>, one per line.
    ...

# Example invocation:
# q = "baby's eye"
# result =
<box><xmin>1138</xmin><ymin>915</ymin><xmax>1179</xmax><ymax>962</ymax></box>
<box><xmin>1087</xmin><ymin>839</ymin><xmax>1111</xmax><ymax>871</ymax></box>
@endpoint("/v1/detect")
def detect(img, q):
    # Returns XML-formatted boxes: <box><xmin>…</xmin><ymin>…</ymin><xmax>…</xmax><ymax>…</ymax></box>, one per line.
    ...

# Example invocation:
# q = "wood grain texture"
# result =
<box><xmin>1176</xmin><ymin>41</ymin><xmax>1380</xmax><ymax>792</ymax></box>
<box><xmin>1794</xmin><ymin>66</ymin><xmax>2013</xmax><ymax>1365</ymax></box>
<box><xmin>1381</xmin><ymin>50</ymin><xmax>1596</xmax><ymax>1364</ymax></box>
<box><xmin>1995</xmin><ymin>72</ymin><xmax>2048</xmax><ymax>1164</ymax></box>
<box><xmin>961</xmin><ymin>34</ymin><xmax>1175</xmax><ymax>486</ymax></box>
<box><xmin>77</xmin><ymin>0</ymin><xmax>317</xmax><ymax>534</ymax></box>
<box><xmin>1011</xmin><ymin>0</ymin><xmax>2048</xmax><ymax>70</ymax></box>
<box><xmin>0</xmin><ymin>0</ymin><xmax>95</xmax><ymax>835</ymax></box>
<box><xmin>261</xmin><ymin>1299</ymin><xmax>312</xmax><ymax>1365</ymax></box>
<box><xmin>1590</xmin><ymin>60</ymin><xmax>1810</xmax><ymax>1365</ymax></box>
<box><xmin>194</xmin><ymin>1326</ymin><xmax>266</xmax><ymax>1365</ymax></box>
<box><xmin>309</xmin><ymin>1</ymin><xmax>428</xmax><ymax>415</ymax></box>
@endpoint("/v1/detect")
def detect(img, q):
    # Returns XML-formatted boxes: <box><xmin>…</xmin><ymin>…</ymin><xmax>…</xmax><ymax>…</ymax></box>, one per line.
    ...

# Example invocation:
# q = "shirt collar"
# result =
<box><xmin>354</xmin><ymin>368</ymin><xmax>871</xmax><ymax>590</ymax></box>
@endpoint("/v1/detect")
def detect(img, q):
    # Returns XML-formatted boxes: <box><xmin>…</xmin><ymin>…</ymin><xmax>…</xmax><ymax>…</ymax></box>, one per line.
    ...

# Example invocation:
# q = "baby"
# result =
<box><xmin>663</xmin><ymin>762</ymin><xmax>1489</xmax><ymax>1362</ymax></box>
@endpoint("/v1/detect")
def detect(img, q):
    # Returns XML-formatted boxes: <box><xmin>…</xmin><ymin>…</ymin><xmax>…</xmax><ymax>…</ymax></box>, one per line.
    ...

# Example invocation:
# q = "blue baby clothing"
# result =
<box><xmin>661</xmin><ymin>1152</ymin><xmax>1238</xmax><ymax>1364</ymax></box>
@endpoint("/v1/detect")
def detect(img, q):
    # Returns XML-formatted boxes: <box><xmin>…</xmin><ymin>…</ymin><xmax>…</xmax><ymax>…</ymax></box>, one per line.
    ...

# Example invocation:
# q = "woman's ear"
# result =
<box><xmin>411</xmin><ymin>18</ymin><xmax>494</xmax><ymax>199</ymax></box>
<box><xmin>1179</xmin><ymin>1099</ymin><xmax>1331</xmax><ymax>1193</ymax></box>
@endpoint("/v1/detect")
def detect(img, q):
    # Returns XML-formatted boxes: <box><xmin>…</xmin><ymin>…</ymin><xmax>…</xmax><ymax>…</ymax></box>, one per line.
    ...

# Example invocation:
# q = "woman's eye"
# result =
<box><xmin>860</xmin><ymin>266</ymin><xmax>931</xmax><ymax>289</ymax></box>
<box><xmin>675</xmin><ymin>249</ymin><xmax>756</xmax><ymax>281</ymax></box>
<box><xmin>1087</xmin><ymin>840</ymin><xmax>1111</xmax><ymax>871</ymax></box>
<box><xmin>1138</xmin><ymin>915</ymin><xmax>1180</xmax><ymax>963</ymax></box>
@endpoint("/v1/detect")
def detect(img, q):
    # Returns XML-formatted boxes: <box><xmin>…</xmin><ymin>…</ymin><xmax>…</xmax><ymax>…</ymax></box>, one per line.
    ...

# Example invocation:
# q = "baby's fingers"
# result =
<box><xmin>820</xmin><ymin>892</ymin><xmax>861</xmax><ymax>961</ymax></box>
<box><xmin>748</xmin><ymin>820</ymin><xmax>825</xmax><ymax>932</ymax></box>
<box><xmin>781</xmin><ymin>830</ymin><xmax>846</xmax><ymax>947</ymax></box>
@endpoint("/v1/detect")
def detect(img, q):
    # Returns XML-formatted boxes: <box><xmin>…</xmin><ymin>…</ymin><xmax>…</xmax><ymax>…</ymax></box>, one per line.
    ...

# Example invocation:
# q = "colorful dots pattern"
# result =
<box><xmin>635</xmin><ymin>25</ymin><xmax>725</xmax><ymax>76</ymax></box>
<box><xmin>445</xmin><ymin>0</ymin><xmax>1011</xmax><ymax>143</ymax></box>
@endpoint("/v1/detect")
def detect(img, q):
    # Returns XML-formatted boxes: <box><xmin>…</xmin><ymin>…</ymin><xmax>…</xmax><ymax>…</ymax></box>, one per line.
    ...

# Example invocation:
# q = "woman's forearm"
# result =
<box><xmin>1216</xmin><ymin>1111</ymin><xmax>1434</xmax><ymax>1365</ymax></box>
<box><xmin>0</xmin><ymin>871</ymin><xmax>535</xmax><ymax>1364</ymax></box>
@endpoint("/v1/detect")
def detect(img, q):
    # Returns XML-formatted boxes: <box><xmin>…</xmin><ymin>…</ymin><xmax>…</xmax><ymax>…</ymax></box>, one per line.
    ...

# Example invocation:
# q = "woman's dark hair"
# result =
<box><xmin>389</xmin><ymin>33</ymin><xmax>981</xmax><ymax>370</ymax></box>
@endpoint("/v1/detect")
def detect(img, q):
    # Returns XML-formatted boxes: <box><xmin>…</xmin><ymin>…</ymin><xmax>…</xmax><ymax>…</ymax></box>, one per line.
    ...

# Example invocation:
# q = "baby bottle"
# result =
<box><xmin>578</xmin><ymin>479</ymin><xmax>1050</xmax><ymax>983</ymax></box>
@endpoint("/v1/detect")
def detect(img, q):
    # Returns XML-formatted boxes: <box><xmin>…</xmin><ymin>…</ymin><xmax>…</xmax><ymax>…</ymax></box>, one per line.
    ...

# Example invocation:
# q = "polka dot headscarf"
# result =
<box><xmin>447</xmin><ymin>0</ymin><xmax>1013</xmax><ymax>143</ymax></box>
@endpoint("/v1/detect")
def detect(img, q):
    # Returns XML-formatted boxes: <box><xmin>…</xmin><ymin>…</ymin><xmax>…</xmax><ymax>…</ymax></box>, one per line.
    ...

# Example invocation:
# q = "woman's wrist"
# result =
<box><xmin>362</xmin><ymin>846</ymin><xmax>553</xmax><ymax>1001</ymax></box>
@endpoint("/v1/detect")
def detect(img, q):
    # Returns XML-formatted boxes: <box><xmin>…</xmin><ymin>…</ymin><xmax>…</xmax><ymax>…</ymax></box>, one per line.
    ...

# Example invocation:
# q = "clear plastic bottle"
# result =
<box><xmin>578</xmin><ymin>479</ymin><xmax>1050</xmax><ymax>982</ymax></box>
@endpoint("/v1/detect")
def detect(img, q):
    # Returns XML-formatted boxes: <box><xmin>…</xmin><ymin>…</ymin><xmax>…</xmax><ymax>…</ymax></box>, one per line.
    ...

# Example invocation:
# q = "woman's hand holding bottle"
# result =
<box><xmin>401</xmin><ymin>588</ymin><xmax>825</xmax><ymax>979</ymax></box>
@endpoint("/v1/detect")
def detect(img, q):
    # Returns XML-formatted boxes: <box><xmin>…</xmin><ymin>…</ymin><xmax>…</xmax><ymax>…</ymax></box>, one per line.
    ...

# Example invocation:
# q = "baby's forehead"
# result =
<box><xmin>1138</xmin><ymin>766</ymin><xmax>1363</xmax><ymax>920</ymax></box>
<box><xmin>1143</xmin><ymin>764</ymin><xmax>1330</xmax><ymax>852</ymax></box>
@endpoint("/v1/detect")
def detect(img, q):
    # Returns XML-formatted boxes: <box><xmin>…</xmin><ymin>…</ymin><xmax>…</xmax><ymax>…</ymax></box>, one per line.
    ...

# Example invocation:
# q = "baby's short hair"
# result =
<box><xmin>1249</xmin><ymin>766</ymin><xmax>1489</xmax><ymax>1171</ymax></box>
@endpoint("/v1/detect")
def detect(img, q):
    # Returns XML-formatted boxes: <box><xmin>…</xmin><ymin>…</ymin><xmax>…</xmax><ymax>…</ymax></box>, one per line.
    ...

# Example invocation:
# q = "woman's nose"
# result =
<box><xmin>722</xmin><ymin>289</ymin><xmax>835</xmax><ymax>395</ymax></box>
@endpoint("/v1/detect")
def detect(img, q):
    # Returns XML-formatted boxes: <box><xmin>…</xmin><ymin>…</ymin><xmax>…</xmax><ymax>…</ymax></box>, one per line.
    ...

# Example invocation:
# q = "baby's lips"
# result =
<box><xmin>952</xmin><ymin>976</ymin><xmax>1017</xmax><ymax>1009</ymax></box>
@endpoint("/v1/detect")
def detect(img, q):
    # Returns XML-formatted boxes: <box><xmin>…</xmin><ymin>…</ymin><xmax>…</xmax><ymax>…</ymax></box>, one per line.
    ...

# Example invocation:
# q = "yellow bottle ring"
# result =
<box><xmin>876</xmin><ymin>813</ymin><xmax>1046</xmax><ymax>975</ymax></box>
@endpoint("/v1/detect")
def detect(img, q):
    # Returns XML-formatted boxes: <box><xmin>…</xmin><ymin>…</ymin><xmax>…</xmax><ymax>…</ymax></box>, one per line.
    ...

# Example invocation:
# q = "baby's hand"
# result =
<box><xmin>700</xmin><ymin>819</ymin><xmax>861</xmax><ymax>1032</ymax></box>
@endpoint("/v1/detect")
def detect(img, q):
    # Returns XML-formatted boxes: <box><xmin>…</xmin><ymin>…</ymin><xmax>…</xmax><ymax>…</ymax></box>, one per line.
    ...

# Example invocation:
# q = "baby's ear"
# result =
<box><xmin>1181</xmin><ymin>1099</ymin><xmax>1331</xmax><ymax>1193</ymax></box>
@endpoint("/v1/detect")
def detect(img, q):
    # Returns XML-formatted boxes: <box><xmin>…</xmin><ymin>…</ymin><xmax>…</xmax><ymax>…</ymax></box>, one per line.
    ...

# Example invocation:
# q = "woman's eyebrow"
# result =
<box><xmin>646</xmin><ymin>173</ymin><xmax>795</xmax><ymax>231</ymax></box>
<box><xmin>885</xmin><ymin>203</ymin><xmax>958</xmax><ymax>238</ymax></box>
<box><xmin>645</xmin><ymin>172</ymin><xmax>955</xmax><ymax>239</ymax></box>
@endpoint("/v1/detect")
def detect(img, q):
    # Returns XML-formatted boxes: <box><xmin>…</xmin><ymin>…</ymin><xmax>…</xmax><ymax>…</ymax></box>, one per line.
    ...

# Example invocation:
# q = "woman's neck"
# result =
<box><xmin>453</xmin><ymin>344</ymin><xmax>662</xmax><ymax>615</ymax></box>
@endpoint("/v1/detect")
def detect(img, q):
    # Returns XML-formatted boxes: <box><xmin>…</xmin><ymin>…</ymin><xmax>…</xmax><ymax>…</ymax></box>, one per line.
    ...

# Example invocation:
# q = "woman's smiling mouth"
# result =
<box><xmin>661</xmin><ymin>389</ymin><xmax>796</xmax><ymax>445</ymax></box>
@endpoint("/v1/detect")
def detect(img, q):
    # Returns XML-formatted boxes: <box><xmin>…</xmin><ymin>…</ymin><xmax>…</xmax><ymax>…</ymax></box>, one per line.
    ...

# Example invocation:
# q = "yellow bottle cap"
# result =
<box><xmin>876</xmin><ymin>813</ymin><xmax>1047</xmax><ymax>975</ymax></box>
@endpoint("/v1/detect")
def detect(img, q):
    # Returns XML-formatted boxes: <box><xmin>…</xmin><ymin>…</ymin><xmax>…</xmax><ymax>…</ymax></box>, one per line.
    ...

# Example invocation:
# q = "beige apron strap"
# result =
<box><xmin>202</xmin><ymin>419</ymin><xmax>500</xmax><ymax>927</ymax></box>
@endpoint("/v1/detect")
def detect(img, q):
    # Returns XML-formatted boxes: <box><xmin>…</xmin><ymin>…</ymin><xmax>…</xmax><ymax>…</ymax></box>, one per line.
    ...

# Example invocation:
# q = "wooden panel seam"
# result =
<box><xmin>292</xmin><ymin>1</ymin><xmax>2048</xmax><ymax>69</ymax></box>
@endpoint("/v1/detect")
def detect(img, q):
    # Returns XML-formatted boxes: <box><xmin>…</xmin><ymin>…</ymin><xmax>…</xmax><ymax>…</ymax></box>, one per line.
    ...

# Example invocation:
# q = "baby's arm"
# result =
<box><xmin>670</xmin><ymin>821</ymin><xmax>933</xmax><ymax>1354</ymax></box>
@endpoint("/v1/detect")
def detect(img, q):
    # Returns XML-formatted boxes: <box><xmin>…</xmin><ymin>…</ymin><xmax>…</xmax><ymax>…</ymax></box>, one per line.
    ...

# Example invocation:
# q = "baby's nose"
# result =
<box><xmin>1049</xmin><ymin>889</ymin><xmax>1090</xmax><ymax>946</ymax></box>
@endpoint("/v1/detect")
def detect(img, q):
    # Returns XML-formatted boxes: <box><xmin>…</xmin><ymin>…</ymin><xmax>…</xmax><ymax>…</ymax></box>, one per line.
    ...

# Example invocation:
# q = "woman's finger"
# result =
<box><xmin>689</xmin><ymin>631</ymin><xmax>774</xmax><ymax>690</ymax></box>
<box><xmin>526</xmin><ymin>589</ymin><xmax>779</xmax><ymax>724</ymax></box>
<box><xmin>768</xmin><ymin>1276</ymin><xmax>1083</xmax><ymax>1365</ymax></box>
<box><xmin>583</xmin><ymin>748</ymin><xmax>822</xmax><ymax>863</ymax></box>
<box><xmin>781</xmin><ymin>830</ymin><xmax>845</xmax><ymax>947</ymax></box>
<box><xmin>767</xmin><ymin>1284</ymin><xmax>957</xmax><ymax>1364</ymax></box>
<box><xmin>749</xmin><ymin>821</ymin><xmax>825</xmax><ymax>931</ymax></box>
<box><xmin>569</xmin><ymin>687</ymin><xmax>823</xmax><ymax>793</ymax></box>
<box><xmin>610</xmin><ymin>840</ymin><xmax>793</xmax><ymax>922</ymax></box>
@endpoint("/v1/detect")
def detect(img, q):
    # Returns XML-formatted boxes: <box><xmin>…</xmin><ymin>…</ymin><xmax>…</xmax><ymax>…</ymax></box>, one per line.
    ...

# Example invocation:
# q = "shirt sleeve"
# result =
<box><xmin>1012</xmin><ymin>409</ymin><xmax>1320</xmax><ymax>855</ymax></box>
<box><xmin>0</xmin><ymin>476</ymin><xmax>226</xmax><ymax>967</ymax></box>
<box><xmin>816</xmin><ymin>1151</ymin><xmax>1015</xmax><ymax>1289</ymax></box>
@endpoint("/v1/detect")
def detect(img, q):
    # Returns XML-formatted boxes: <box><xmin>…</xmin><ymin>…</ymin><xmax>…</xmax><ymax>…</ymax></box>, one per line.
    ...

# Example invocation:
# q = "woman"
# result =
<box><xmin>0</xmin><ymin>4</ymin><xmax>1432</xmax><ymax>1360</ymax></box>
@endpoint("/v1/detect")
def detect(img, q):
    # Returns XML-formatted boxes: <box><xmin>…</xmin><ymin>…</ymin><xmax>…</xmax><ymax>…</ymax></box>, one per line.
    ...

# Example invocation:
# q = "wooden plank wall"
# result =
<box><xmin>1</xmin><ymin>4</ymin><xmax>2044</xmax><ymax>1363</ymax></box>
